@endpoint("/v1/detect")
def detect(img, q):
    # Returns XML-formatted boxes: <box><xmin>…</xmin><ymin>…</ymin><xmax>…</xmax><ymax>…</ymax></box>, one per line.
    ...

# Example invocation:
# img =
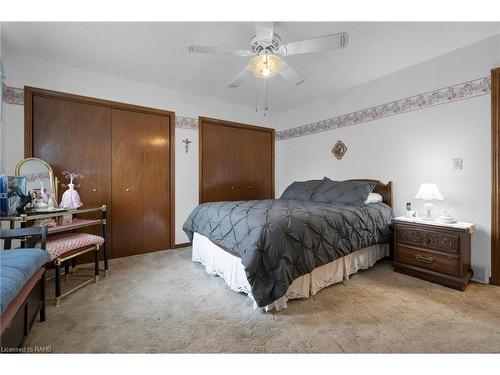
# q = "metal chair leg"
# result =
<box><xmin>40</xmin><ymin>271</ymin><xmax>46</xmax><ymax>322</ymax></box>
<box><xmin>64</xmin><ymin>261</ymin><xmax>70</xmax><ymax>280</ymax></box>
<box><xmin>94</xmin><ymin>246</ymin><xmax>99</xmax><ymax>283</ymax></box>
<box><xmin>55</xmin><ymin>261</ymin><xmax>61</xmax><ymax>306</ymax></box>
<box><xmin>102</xmin><ymin>208</ymin><xmax>108</xmax><ymax>277</ymax></box>
<box><xmin>103</xmin><ymin>242</ymin><xmax>109</xmax><ymax>277</ymax></box>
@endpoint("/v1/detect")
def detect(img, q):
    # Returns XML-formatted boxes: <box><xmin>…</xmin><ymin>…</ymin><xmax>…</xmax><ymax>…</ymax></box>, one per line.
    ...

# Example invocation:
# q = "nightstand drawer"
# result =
<box><xmin>395</xmin><ymin>246</ymin><xmax>460</xmax><ymax>277</ymax></box>
<box><xmin>396</xmin><ymin>227</ymin><xmax>460</xmax><ymax>254</ymax></box>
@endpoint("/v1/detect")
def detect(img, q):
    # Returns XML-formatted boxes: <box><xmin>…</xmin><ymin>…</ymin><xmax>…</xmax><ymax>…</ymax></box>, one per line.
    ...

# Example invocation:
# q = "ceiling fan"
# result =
<box><xmin>186</xmin><ymin>22</ymin><xmax>348</xmax><ymax>88</ymax></box>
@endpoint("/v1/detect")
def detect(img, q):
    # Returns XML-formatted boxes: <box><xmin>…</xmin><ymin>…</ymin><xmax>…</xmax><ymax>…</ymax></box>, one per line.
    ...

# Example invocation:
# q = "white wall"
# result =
<box><xmin>277</xmin><ymin>34</ymin><xmax>500</xmax><ymax>281</ymax></box>
<box><xmin>1</xmin><ymin>50</ymin><xmax>278</xmax><ymax>244</ymax></box>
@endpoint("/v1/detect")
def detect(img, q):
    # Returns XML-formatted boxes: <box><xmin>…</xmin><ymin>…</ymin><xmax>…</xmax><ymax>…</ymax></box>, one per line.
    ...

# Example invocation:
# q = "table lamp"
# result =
<box><xmin>415</xmin><ymin>183</ymin><xmax>444</xmax><ymax>220</ymax></box>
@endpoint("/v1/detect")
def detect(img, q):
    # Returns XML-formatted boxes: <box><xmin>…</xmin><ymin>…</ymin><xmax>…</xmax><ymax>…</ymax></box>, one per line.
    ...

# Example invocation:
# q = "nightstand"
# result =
<box><xmin>392</xmin><ymin>217</ymin><xmax>475</xmax><ymax>291</ymax></box>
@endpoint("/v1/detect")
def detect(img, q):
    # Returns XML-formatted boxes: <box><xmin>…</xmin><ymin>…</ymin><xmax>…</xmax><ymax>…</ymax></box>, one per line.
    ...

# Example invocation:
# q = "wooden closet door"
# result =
<box><xmin>222</xmin><ymin>125</ymin><xmax>243</xmax><ymax>201</ymax></box>
<box><xmin>72</xmin><ymin>102</ymin><xmax>112</xmax><ymax>211</ymax></box>
<box><xmin>32</xmin><ymin>97</ymin><xmax>112</xmax><ymax>208</ymax></box>
<box><xmin>33</xmin><ymin>96</ymin><xmax>112</xmax><ymax>259</ymax></box>
<box><xmin>111</xmin><ymin>109</ymin><xmax>171</xmax><ymax>257</ymax></box>
<box><xmin>71</xmin><ymin>102</ymin><xmax>112</xmax><ymax>256</ymax></box>
<box><xmin>33</xmin><ymin>96</ymin><xmax>74</xmax><ymax>172</ymax></box>
<box><xmin>240</xmin><ymin>129</ymin><xmax>273</xmax><ymax>200</ymax></box>
<box><xmin>201</xmin><ymin>123</ymin><xmax>242</xmax><ymax>202</ymax></box>
<box><xmin>200</xmin><ymin>117</ymin><xmax>275</xmax><ymax>203</ymax></box>
<box><xmin>111</xmin><ymin>109</ymin><xmax>145</xmax><ymax>257</ymax></box>
<box><xmin>27</xmin><ymin>87</ymin><xmax>175</xmax><ymax>255</ymax></box>
<box><xmin>200</xmin><ymin>123</ymin><xmax>226</xmax><ymax>203</ymax></box>
<box><xmin>142</xmin><ymin>113</ymin><xmax>171</xmax><ymax>253</ymax></box>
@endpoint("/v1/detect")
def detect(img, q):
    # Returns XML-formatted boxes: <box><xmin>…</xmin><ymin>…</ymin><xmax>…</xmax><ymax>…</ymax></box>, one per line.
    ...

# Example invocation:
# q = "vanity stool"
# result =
<box><xmin>43</xmin><ymin>233</ymin><xmax>105</xmax><ymax>306</ymax></box>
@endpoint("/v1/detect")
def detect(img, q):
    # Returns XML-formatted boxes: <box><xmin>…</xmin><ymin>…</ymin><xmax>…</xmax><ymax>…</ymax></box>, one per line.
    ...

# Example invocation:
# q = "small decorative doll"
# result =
<box><xmin>47</xmin><ymin>194</ymin><xmax>58</xmax><ymax>209</ymax></box>
<box><xmin>38</xmin><ymin>178</ymin><xmax>50</xmax><ymax>203</ymax></box>
<box><xmin>60</xmin><ymin>171</ymin><xmax>83</xmax><ymax>209</ymax></box>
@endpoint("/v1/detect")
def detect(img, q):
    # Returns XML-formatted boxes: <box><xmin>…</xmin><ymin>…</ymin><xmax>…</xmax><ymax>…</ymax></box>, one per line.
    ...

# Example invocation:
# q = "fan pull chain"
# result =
<box><xmin>264</xmin><ymin>78</ymin><xmax>268</xmax><ymax>116</ymax></box>
<box><xmin>255</xmin><ymin>84</ymin><xmax>258</xmax><ymax>112</ymax></box>
<box><xmin>254</xmin><ymin>76</ymin><xmax>271</xmax><ymax>116</ymax></box>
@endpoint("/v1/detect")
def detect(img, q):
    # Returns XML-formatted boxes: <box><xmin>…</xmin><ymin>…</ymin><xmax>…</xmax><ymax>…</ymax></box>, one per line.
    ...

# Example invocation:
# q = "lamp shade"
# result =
<box><xmin>414</xmin><ymin>183</ymin><xmax>444</xmax><ymax>201</ymax></box>
<box><xmin>249</xmin><ymin>54</ymin><xmax>283</xmax><ymax>79</ymax></box>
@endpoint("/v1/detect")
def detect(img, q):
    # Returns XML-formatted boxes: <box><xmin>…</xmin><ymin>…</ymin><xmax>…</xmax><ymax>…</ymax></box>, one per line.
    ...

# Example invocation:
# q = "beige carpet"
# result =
<box><xmin>25</xmin><ymin>247</ymin><xmax>500</xmax><ymax>353</ymax></box>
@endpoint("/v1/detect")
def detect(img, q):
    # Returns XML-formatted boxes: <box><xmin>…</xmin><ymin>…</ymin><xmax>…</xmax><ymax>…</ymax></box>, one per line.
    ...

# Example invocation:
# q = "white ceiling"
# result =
<box><xmin>3</xmin><ymin>22</ymin><xmax>500</xmax><ymax>113</ymax></box>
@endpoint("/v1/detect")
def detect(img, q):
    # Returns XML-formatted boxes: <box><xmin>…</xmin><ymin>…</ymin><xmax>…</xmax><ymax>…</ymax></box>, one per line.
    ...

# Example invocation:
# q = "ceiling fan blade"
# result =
<box><xmin>282</xmin><ymin>32</ymin><xmax>348</xmax><ymax>55</ymax></box>
<box><xmin>255</xmin><ymin>22</ymin><xmax>274</xmax><ymax>43</ymax></box>
<box><xmin>278</xmin><ymin>61</ymin><xmax>305</xmax><ymax>86</ymax></box>
<box><xmin>228</xmin><ymin>66</ymin><xmax>252</xmax><ymax>88</ymax></box>
<box><xmin>186</xmin><ymin>45</ymin><xmax>254</xmax><ymax>57</ymax></box>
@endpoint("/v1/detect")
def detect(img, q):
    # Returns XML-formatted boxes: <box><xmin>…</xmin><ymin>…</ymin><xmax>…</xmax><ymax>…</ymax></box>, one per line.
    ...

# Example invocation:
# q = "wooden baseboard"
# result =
<box><xmin>174</xmin><ymin>242</ymin><xmax>191</xmax><ymax>249</ymax></box>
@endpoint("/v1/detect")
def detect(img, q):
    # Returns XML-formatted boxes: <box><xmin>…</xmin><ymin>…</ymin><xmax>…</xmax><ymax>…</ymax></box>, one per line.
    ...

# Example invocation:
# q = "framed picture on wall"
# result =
<box><xmin>332</xmin><ymin>140</ymin><xmax>347</xmax><ymax>160</ymax></box>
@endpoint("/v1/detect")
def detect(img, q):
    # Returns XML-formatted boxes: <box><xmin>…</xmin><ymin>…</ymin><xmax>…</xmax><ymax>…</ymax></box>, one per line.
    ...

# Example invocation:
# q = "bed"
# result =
<box><xmin>183</xmin><ymin>179</ymin><xmax>393</xmax><ymax>311</ymax></box>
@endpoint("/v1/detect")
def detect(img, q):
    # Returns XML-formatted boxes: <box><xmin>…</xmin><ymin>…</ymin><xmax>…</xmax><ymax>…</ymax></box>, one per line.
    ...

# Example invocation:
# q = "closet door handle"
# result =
<box><xmin>92</xmin><ymin>188</ymin><xmax>97</xmax><ymax>192</ymax></box>
<box><xmin>231</xmin><ymin>186</ymin><xmax>235</xmax><ymax>190</ymax></box>
<box><xmin>248</xmin><ymin>185</ymin><xmax>252</xmax><ymax>189</ymax></box>
<box><xmin>126</xmin><ymin>188</ymin><xmax>131</xmax><ymax>192</ymax></box>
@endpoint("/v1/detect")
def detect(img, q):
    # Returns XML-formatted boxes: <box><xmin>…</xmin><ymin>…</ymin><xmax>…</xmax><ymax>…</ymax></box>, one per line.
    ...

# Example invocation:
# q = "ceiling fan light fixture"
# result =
<box><xmin>249</xmin><ymin>54</ymin><xmax>283</xmax><ymax>79</ymax></box>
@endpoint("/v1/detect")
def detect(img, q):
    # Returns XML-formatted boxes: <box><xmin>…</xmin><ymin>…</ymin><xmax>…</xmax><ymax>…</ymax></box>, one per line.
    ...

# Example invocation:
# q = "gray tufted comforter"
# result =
<box><xmin>183</xmin><ymin>199</ymin><xmax>393</xmax><ymax>307</ymax></box>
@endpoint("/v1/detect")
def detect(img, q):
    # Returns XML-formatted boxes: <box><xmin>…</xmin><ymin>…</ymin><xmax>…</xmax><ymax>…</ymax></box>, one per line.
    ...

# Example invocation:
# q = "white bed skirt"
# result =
<box><xmin>192</xmin><ymin>232</ymin><xmax>389</xmax><ymax>311</ymax></box>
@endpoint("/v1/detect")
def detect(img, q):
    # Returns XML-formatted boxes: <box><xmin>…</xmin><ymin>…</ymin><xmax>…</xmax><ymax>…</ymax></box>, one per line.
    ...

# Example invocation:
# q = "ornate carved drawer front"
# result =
<box><xmin>396</xmin><ymin>228</ymin><xmax>423</xmax><ymax>247</ymax></box>
<box><xmin>395</xmin><ymin>246</ymin><xmax>460</xmax><ymax>276</ymax></box>
<box><xmin>396</xmin><ymin>227</ymin><xmax>460</xmax><ymax>254</ymax></box>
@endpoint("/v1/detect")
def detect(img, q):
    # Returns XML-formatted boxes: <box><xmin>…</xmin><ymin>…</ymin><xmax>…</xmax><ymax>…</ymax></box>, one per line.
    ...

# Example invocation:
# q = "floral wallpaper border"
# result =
<box><xmin>2</xmin><ymin>76</ymin><xmax>491</xmax><ymax>137</ymax></box>
<box><xmin>2</xmin><ymin>83</ymin><xmax>24</xmax><ymax>105</ymax></box>
<box><xmin>175</xmin><ymin>116</ymin><xmax>198</xmax><ymax>130</ymax></box>
<box><xmin>275</xmin><ymin>76</ymin><xmax>491</xmax><ymax>141</ymax></box>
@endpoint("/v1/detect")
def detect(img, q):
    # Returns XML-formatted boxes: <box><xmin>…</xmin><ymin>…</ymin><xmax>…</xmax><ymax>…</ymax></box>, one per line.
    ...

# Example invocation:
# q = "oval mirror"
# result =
<box><xmin>15</xmin><ymin>157</ymin><xmax>57</xmax><ymax>201</ymax></box>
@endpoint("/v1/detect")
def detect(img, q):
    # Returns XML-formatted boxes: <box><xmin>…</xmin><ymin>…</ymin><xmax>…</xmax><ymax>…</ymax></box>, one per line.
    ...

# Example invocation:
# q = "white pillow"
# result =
<box><xmin>364</xmin><ymin>192</ymin><xmax>383</xmax><ymax>204</ymax></box>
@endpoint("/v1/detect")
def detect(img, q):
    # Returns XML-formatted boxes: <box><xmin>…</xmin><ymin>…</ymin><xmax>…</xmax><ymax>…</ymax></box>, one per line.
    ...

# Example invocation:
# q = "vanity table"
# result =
<box><xmin>2</xmin><ymin>157</ymin><xmax>109</xmax><ymax>305</ymax></box>
<box><xmin>2</xmin><ymin>206</ymin><xmax>108</xmax><ymax>306</ymax></box>
<box><xmin>2</xmin><ymin>206</ymin><xmax>108</xmax><ymax>275</ymax></box>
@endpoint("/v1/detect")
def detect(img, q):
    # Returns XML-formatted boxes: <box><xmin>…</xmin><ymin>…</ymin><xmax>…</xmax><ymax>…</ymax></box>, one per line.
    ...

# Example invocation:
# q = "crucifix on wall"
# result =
<box><xmin>182</xmin><ymin>138</ymin><xmax>192</xmax><ymax>153</ymax></box>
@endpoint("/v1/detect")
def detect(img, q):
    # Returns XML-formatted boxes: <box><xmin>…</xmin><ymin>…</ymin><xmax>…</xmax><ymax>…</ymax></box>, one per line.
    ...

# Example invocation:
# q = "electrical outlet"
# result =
<box><xmin>453</xmin><ymin>158</ymin><xmax>463</xmax><ymax>169</ymax></box>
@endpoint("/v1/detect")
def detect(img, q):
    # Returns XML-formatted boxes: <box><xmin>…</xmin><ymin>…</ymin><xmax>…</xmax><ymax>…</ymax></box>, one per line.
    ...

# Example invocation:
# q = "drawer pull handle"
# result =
<box><xmin>415</xmin><ymin>254</ymin><xmax>435</xmax><ymax>264</ymax></box>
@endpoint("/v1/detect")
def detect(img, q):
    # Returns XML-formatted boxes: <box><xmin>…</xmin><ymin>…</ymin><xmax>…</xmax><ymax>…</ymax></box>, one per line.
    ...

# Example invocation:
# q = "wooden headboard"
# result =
<box><xmin>348</xmin><ymin>179</ymin><xmax>393</xmax><ymax>208</ymax></box>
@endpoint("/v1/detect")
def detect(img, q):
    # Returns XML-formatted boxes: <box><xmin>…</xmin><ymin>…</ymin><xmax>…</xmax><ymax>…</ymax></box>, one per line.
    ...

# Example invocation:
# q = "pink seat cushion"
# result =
<box><xmin>39</xmin><ymin>233</ymin><xmax>105</xmax><ymax>261</ymax></box>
